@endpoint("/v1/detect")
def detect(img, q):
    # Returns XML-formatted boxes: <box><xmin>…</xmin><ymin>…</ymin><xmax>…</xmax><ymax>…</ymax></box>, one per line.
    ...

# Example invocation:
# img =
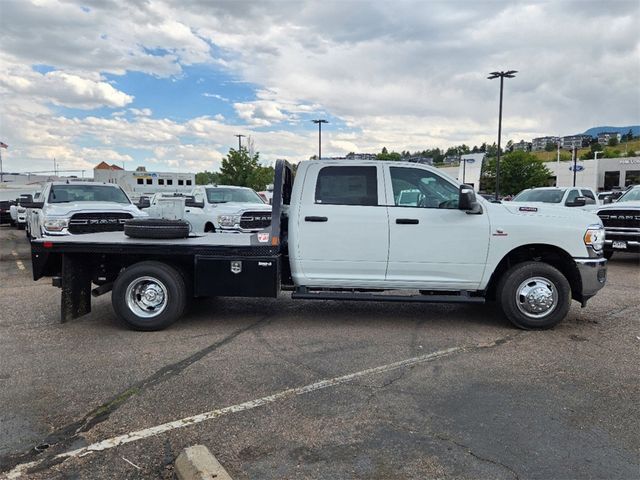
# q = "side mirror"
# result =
<box><xmin>603</xmin><ymin>196</ymin><xmax>613</xmax><ymax>204</ymax></box>
<box><xmin>20</xmin><ymin>194</ymin><xmax>34</xmax><ymax>204</ymax></box>
<box><xmin>458</xmin><ymin>185</ymin><xmax>482</xmax><ymax>214</ymax></box>
<box><xmin>137</xmin><ymin>197</ymin><xmax>151</xmax><ymax>209</ymax></box>
<box><xmin>22</xmin><ymin>201</ymin><xmax>44</xmax><ymax>209</ymax></box>
<box><xmin>567</xmin><ymin>196</ymin><xmax>586</xmax><ymax>207</ymax></box>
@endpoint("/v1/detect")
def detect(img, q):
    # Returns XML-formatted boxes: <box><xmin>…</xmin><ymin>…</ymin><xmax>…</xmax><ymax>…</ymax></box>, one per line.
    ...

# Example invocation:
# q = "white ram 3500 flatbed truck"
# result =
<box><xmin>30</xmin><ymin>159</ymin><xmax>607</xmax><ymax>331</ymax></box>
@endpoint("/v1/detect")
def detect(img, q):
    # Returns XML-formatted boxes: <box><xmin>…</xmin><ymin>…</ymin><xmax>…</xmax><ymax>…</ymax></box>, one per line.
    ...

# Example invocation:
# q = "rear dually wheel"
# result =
<box><xmin>112</xmin><ymin>261</ymin><xmax>186</xmax><ymax>331</ymax></box>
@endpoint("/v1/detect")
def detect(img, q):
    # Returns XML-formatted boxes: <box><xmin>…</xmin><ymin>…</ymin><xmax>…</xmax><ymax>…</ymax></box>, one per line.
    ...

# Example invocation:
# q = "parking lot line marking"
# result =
<box><xmin>15</xmin><ymin>260</ymin><xmax>25</xmax><ymax>271</ymax></box>
<box><xmin>11</xmin><ymin>250</ymin><xmax>18</xmax><ymax>257</ymax></box>
<box><xmin>7</xmin><ymin>344</ymin><xmax>468</xmax><ymax>479</ymax></box>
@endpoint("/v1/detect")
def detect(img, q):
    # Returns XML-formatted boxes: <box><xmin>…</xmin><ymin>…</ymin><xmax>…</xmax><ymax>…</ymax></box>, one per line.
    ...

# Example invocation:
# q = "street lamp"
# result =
<box><xmin>234</xmin><ymin>134</ymin><xmax>246</xmax><ymax>151</ymax></box>
<box><xmin>488</xmin><ymin>70</ymin><xmax>517</xmax><ymax>201</ymax></box>
<box><xmin>312</xmin><ymin>119</ymin><xmax>328</xmax><ymax>159</ymax></box>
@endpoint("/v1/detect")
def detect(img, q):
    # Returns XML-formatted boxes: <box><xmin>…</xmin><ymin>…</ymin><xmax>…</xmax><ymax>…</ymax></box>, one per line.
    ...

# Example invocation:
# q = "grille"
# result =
<box><xmin>239</xmin><ymin>211</ymin><xmax>272</xmax><ymax>230</ymax></box>
<box><xmin>69</xmin><ymin>212</ymin><xmax>133</xmax><ymax>234</ymax></box>
<box><xmin>597</xmin><ymin>210</ymin><xmax>640</xmax><ymax>229</ymax></box>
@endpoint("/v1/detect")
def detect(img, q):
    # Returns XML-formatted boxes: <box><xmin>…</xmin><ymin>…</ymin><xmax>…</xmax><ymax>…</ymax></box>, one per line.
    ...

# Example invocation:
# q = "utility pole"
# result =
<box><xmin>234</xmin><ymin>134</ymin><xmax>246</xmax><ymax>152</ymax></box>
<box><xmin>312</xmin><ymin>119</ymin><xmax>328</xmax><ymax>159</ymax></box>
<box><xmin>0</xmin><ymin>141</ymin><xmax>6</xmax><ymax>183</ymax></box>
<box><xmin>487</xmin><ymin>70</ymin><xmax>517</xmax><ymax>201</ymax></box>
<box><xmin>572</xmin><ymin>146</ymin><xmax>578</xmax><ymax>187</ymax></box>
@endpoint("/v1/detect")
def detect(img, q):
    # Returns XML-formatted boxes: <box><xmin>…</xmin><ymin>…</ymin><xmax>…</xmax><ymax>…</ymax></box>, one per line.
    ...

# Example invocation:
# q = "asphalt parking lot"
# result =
<box><xmin>1</xmin><ymin>225</ymin><xmax>639</xmax><ymax>479</ymax></box>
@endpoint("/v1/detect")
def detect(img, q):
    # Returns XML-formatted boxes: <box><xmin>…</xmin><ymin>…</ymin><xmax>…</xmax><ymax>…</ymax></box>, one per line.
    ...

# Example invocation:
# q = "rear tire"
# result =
<box><xmin>497</xmin><ymin>261</ymin><xmax>571</xmax><ymax>330</ymax></box>
<box><xmin>112</xmin><ymin>261</ymin><xmax>186</xmax><ymax>331</ymax></box>
<box><xmin>124</xmin><ymin>218</ymin><xmax>190</xmax><ymax>239</ymax></box>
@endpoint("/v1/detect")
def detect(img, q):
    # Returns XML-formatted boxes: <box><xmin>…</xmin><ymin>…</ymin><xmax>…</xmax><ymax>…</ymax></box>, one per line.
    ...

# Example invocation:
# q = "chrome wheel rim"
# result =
<box><xmin>515</xmin><ymin>276</ymin><xmax>557</xmax><ymax>319</ymax></box>
<box><xmin>125</xmin><ymin>276</ymin><xmax>168</xmax><ymax>318</ymax></box>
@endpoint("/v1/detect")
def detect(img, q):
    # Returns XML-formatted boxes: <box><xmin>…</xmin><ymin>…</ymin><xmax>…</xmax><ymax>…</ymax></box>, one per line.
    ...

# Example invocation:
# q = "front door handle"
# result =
<box><xmin>305</xmin><ymin>216</ymin><xmax>328</xmax><ymax>222</ymax></box>
<box><xmin>396</xmin><ymin>218</ymin><xmax>419</xmax><ymax>224</ymax></box>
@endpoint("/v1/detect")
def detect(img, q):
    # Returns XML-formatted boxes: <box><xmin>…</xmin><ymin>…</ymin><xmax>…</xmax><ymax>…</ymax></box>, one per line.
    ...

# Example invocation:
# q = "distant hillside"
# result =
<box><xmin>581</xmin><ymin>125</ymin><xmax>639</xmax><ymax>138</ymax></box>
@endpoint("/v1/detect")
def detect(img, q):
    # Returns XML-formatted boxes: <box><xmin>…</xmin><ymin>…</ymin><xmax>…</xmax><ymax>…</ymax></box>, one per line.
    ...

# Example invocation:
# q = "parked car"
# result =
<box><xmin>30</xmin><ymin>159</ymin><xmax>606</xmax><ymax>331</ymax></box>
<box><xmin>10</xmin><ymin>194</ymin><xmax>34</xmax><ymax>230</ymax></box>
<box><xmin>26</xmin><ymin>182</ymin><xmax>147</xmax><ymax>238</ymax></box>
<box><xmin>512</xmin><ymin>187</ymin><xmax>597</xmax><ymax>208</ymax></box>
<box><xmin>188</xmin><ymin>185</ymin><xmax>271</xmax><ymax>233</ymax></box>
<box><xmin>0</xmin><ymin>200</ymin><xmax>14</xmax><ymax>225</ymax></box>
<box><xmin>595</xmin><ymin>185</ymin><xmax>640</xmax><ymax>259</ymax></box>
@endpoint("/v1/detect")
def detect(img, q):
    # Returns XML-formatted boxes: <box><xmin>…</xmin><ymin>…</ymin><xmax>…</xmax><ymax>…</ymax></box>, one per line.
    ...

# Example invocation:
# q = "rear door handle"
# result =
<box><xmin>305</xmin><ymin>216</ymin><xmax>328</xmax><ymax>222</ymax></box>
<box><xmin>396</xmin><ymin>218</ymin><xmax>419</xmax><ymax>224</ymax></box>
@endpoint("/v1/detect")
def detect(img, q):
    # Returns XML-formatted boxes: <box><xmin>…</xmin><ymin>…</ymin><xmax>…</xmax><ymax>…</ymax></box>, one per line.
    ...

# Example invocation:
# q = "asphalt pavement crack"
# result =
<box><xmin>0</xmin><ymin>314</ymin><xmax>273</xmax><ymax>475</ymax></box>
<box><xmin>435</xmin><ymin>434</ymin><xmax>520</xmax><ymax>480</ymax></box>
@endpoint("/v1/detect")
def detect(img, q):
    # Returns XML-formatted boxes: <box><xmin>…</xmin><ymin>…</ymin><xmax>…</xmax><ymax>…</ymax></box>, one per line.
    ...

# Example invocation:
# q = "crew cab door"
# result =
<box><xmin>294</xmin><ymin>163</ymin><xmax>389</xmax><ymax>285</ymax></box>
<box><xmin>384</xmin><ymin>166</ymin><xmax>490</xmax><ymax>289</ymax></box>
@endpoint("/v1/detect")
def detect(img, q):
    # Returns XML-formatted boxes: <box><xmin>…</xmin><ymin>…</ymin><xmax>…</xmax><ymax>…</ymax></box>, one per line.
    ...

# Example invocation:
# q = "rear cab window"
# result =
<box><xmin>315</xmin><ymin>166</ymin><xmax>378</xmax><ymax>206</ymax></box>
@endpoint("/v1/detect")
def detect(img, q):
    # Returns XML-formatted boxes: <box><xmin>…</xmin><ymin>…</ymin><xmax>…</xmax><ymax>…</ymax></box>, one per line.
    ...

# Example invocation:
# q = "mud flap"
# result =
<box><xmin>61</xmin><ymin>254</ymin><xmax>92</xmax><ymax>322</ymax></box>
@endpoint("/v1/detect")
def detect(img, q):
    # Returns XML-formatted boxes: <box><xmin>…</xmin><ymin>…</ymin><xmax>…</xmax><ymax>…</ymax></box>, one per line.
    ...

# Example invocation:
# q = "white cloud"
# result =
<box><xmin>0</xmin><ymin>61</ymin><xmax>133</xmax><ymax>109</ymax></box>
<box><xmin>0</xmin><ymin>0</ymin><xmax>638</xmax><ymax>173</ymax></box>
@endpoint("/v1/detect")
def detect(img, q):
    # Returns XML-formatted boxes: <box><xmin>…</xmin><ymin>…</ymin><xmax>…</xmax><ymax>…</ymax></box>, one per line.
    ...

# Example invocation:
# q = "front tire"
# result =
<box><xmin>112</xmin><ymin>261</ymin><xmax>186</xmax><ymax>331</ymax></box>
<box><xmin>603</xmin><ymin>250</ymin><xmax>614</xmax><ymax>260</ymax></box>
<box><xmin>497</xmin><ymin>261</ymin><xmax>571</xmax><ymax>330</ymax></box>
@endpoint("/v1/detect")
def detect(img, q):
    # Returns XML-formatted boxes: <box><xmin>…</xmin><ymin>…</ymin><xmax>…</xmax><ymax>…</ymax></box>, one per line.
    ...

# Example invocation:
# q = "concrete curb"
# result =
<box><xmin>175</xmin><ymin>445</ymin><xmax>233</xmax><ymax>480</ymax></box>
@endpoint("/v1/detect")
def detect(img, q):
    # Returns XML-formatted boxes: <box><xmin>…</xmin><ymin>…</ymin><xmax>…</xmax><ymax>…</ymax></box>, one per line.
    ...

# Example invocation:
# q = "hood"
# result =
<box><xmin>595</xmin><ymin>200</ymin><xmax>640</xmax><ymax>212</ymax></box>
<box><xmin>45</xmin><ymin>202</ymin><xmax>144</xmax><ymax>216</ymax></box>
<box><xmin>206</xmin><ymin>202</ymin><xmax>272</xmax><ymax>215</ymax></box>
<box><xmin>499</xmin><ymin>201</ymin><xmax>600</xmax><ymax>223</ymax></box>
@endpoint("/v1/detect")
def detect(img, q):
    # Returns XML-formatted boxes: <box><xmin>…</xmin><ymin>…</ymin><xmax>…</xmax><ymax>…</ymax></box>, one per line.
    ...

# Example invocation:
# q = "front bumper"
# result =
<box><xmin>604</xmin><ymin>239</ymin><xmax>640</xmax><ymax>253</ymax></box>
<box><xmin>574</xmin><ymin>257</ymin><xmax>607</xmax><ymax>304</ymax></box>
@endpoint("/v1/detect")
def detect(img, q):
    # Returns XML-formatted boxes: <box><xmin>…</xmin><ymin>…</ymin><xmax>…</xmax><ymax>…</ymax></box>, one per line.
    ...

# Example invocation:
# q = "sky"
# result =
<box><xmin>0</xmin><ymin>0</ymin><xmax>639</xmax><ymax>175</ymax></box>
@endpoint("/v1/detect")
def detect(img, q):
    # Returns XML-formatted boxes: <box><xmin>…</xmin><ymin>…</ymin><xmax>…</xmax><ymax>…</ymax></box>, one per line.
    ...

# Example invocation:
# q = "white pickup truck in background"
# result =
<box><xmin>511</xmin><ymin>186</ymin><xmax>598</xmax><ymax>207</ymax></box>
<box><xmin>25</xmin><ymin>182</ymin><xmax>147</xmax><ymax>238</ymax></box>
<box><xmin>188</xmin><ymin>185</ymin><xmax>271</xmax><ymax>233</ymax></box>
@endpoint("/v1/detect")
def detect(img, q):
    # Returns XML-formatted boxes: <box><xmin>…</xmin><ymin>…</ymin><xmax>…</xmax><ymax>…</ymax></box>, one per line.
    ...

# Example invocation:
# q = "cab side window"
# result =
<box><xmin>581</xmin><ymin>189</ymin><xmax>596</xmax><ymax>204</ymax></box>
<box><xmin>315</xmin><ymin>166</ymin><xmax>378</xmax><ymax>206</ymax></box>
<box><xmin>565</xmin><ymin>189</ymin><xmax>580</xmax><ymax>204</ymax></box>
<box><xmin>390</xmin><ymin>167</ymin><xmax>459</xmax><ymax>209</ymax></box>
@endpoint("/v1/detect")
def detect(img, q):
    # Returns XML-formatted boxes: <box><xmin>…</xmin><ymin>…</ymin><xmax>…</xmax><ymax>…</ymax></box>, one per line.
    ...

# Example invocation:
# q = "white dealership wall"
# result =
<box><xmin>436</xmin><ymin>155</ymin><xmax>640</xmax><ymax>192</ymax></box>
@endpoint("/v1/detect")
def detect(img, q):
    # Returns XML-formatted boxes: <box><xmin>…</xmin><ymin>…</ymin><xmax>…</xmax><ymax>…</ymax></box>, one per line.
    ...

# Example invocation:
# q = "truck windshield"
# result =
<box><xmin>513</xmin><ymin>189</ymin><xmax>566</xmax><ymax>203</ymax></box>
<box><xmin>205</xmin><ymin>188</ymin><xmax>264</xmax><ymax>204</ymax></box>
<box><xmin>616</xmin><ymin>188</ymin><xmax>640</xmax><ymax>202</ymax></box>
<box><xmin>48</xmin><ymin>185</ymin><xmax>130</xmax><ymax>204</ymax></box>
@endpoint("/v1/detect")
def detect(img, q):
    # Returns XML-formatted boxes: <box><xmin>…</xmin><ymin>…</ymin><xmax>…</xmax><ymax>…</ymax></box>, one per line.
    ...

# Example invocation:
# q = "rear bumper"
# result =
<box><xmin>574</xmin><ymin>257</ymin><xmax>607</xmax><ymax>304</ymax></box>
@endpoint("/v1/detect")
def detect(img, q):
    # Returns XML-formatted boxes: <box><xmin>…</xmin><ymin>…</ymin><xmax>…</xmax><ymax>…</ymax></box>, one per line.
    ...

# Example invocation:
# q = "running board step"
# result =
<box><xmin>291</xmin><ymin>291</ymin><xmax>485</xmax><ymax>304</ymax></box>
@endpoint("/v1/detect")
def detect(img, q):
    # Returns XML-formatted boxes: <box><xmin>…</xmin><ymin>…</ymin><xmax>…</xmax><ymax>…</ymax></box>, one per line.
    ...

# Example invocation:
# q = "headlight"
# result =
<box><xmin>44</xmin><ymin>217</ymin><xmax>69</xmax><ymax>232</ymax></box>
<box><xmin>584</xmin><ymin>225</ymin><xmax>605</xmax><ymax>251</ymax></box>
<box><xmin>217</xmin><ymin>214</ymin><xmax>241</xmax><ymax>227</ymax></box>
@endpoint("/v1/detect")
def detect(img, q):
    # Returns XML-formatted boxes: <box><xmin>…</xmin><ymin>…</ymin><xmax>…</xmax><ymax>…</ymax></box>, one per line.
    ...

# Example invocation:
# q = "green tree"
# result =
<box><xmin>608</xmin><ymin>136</ymin><xmax>619</xmax><ymax>147</ymax></box>
<box><xmin>195</xmin><ymin>170</ymin><xmax>220</xmax><ymax>185</ymax></box>
<box><xmin>544</xmin><ymin>141</ymin><xmax>557</xmax><ymax>152</ymax></box>
<box><xmin>217</xmin><ymin>147</ymin><xmax>274</xmax><ymax>191</ymax></box>
<box><xmin>480</xmin><ymin>151</ymin><xmax>552</xmax><ymax>196</ymax></box>
<box><xmin>376</xmin><ymin>147</ymin><xmax>402</xmax><ymax>161</ymax></box>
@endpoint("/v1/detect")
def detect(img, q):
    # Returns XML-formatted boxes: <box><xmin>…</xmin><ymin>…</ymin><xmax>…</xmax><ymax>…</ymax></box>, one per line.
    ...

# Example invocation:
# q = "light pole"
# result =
<box><xmin>312</xmin><ymin>119</ymin><xmax>328</xmax><ymax>159</ymax></box>
<box><xmin>488</xmin><ymin>70</ymin><xmax>517</xmax><ymax>201</ymax></box>
<box><xmin>234</xmin><ymin>134</ymin><xmax>246</xmax><ymax>151</ymax></box>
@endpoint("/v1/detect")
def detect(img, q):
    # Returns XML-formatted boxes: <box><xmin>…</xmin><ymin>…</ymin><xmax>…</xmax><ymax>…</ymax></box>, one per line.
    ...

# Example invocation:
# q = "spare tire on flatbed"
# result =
<box><xmin>124</xmin><ymin>218</ymin><xmax>190</xmax><ymax>239</ymax></box>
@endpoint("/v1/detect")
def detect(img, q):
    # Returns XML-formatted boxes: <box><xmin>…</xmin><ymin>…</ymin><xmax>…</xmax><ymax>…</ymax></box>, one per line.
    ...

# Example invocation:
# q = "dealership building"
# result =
<box><xmin>439</xmin><ymin>155</ymin><xmax>640</xmax><ymax>193</ymax></box>
<box><xmin>93</xmin><ymin>162</ymin><xmax>196</xmax><ymax>197</ymax></box>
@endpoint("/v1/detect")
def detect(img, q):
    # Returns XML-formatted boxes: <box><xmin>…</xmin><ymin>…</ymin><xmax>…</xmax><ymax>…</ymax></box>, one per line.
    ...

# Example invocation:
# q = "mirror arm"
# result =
<box><xmin>465</xmin><ymin>203</ymin><xmax>483</xmax><ymax>215</ymax></box>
